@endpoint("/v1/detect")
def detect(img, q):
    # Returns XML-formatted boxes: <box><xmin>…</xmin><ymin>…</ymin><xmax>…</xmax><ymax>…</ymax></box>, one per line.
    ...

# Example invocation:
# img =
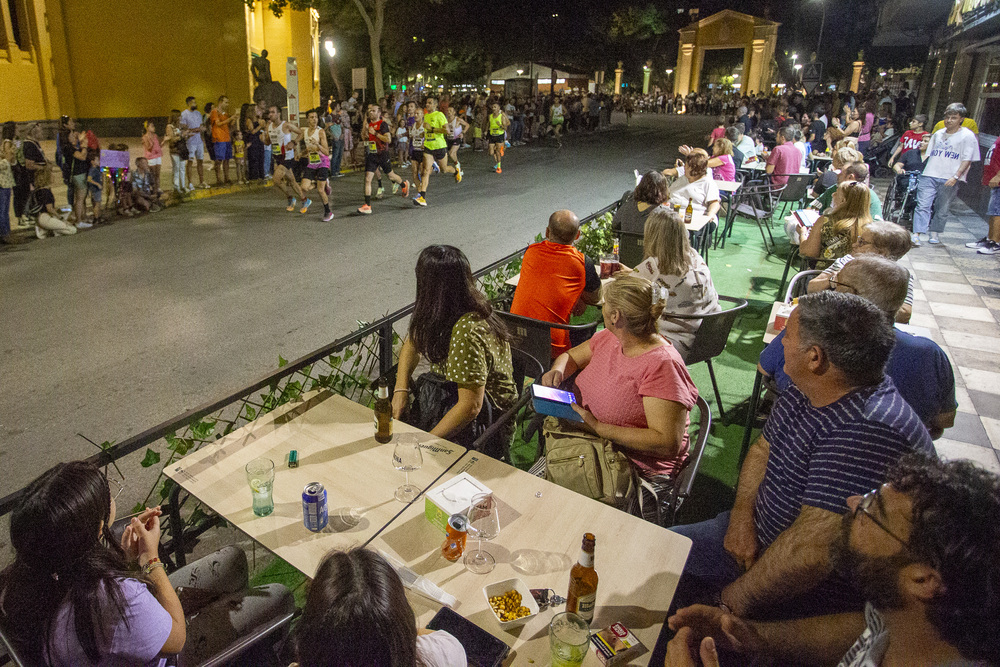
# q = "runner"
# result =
<box><xmin>266</xmin><ymin>105</ymin><xmax>305</xmax><ymax>212</ymax></box>
<box><xmin>444</xmin><ymin>107</ymin><xmax>468</xmax><ymax>182</ymax></box>
<box><xmin>550</xmin><ymin>96</ymin><xmax>565</xmax><ymax>146</ymax></box>
<box><xmin>416</xmin><ymin>96</ymin><xmax>458</xmax><ymax>207</ymax></box>
<box><xmin>299</xmin><ymin>109</ymin><xmax>334</xmax><ymax>221</ymax></box>
<box><xmin>409</xmin><ymin>108</ymin><xmax>426</xmax><ymax>189</ymax></box>
<box><xmin>487</xmin><ymin>102</ymin><xmax>510</xmax><ymax>174</ymax></box>
<box><xmin>358</xmin><ymin>104</ymin><xmax>409</xmax><ymax>215</ymax></box>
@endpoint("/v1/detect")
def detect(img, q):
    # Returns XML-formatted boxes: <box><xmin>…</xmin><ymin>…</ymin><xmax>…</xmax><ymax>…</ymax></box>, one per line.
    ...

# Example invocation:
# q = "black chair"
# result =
<box><xmin>496</xmin><ymin>311</ymin><xmax>600</xmax><ymax>376</ymax></box>
<box><xmin>619</xmin><ymin>230</ymin><xmax>645</xmax><ymax>268</ymax></box>
<box><xmin>773</xmin><ymin>173</ymin><xmax>815</xmax><ymax>219</ymax></box>
<box><xmin>636</xmin><ymin>395</ymin><xmax>712</xmax><ymax>527</ymax></box>
<box><xmin>730</xmin><ymin>182</ymin><xmax>785</xmax><ymax>254</ymax></box>
<box><xmin>664</xmin><ymin>295</ymin><xmax>748</xmax><ymax>421</ymax></box>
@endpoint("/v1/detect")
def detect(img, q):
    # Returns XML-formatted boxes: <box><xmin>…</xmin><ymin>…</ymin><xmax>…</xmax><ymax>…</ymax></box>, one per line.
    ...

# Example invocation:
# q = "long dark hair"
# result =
<box><xmin>295</xmin><ymin>549</ymin><xmax>417</xmax><ymax>667</ymax></box>
<box><xmin>408</xmin><ymin>245</ymin><xmax>509</xmax><ymax>364</ymax></box>
<box><xmin>0</xmin><ymin>461</ymin><xmax>134</xmax><ymax>663</ymax></box>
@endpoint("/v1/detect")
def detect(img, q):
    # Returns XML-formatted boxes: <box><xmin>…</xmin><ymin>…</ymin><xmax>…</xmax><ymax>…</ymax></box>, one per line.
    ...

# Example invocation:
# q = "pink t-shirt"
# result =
<box><xmin>766</xmin><ymin>143</ymin><xmax>802</xmax><ymax>185</ymax></box>
<box><xmin>710</xmin><ymin>127</ymin><xmax>726</xmax><ymax>143</ymax></box>
<box><xmin>575</xmin><ymin>329</ymin><xmax>698</xmax><ymax>476</ymax></box>
<box><xmin>712</xmin><ymin>153</ymin><xmax>735</xmax><ymax>182</ymax></box>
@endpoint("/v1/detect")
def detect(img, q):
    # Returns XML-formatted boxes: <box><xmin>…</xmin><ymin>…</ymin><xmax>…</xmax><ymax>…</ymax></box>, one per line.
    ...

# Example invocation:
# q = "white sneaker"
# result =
<box><xmin>35</xmin><ymin>225</ymin><xmax>50</xmax><ymax>238</ymax></box>
<box><xmin>928</xmin><ymin>233</ymin><xmax>941</xmax><ymax>245</ymax></box>
<box><xmin>911</xmin><ymin>233</ymin><xmax>922</xmax><ymax>247</ymax></box>
<box><xmin>76</xmin><ymin>221</ymin><xmax>93</xmax><ymax>229</ymax></box>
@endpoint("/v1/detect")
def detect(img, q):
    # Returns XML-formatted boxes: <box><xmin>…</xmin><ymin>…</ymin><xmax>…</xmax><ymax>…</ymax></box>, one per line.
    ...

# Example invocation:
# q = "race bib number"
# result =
<box><xmin>309</xmin><ymin>151</ymin><xmax>320</xmax><ymax>164</ymax></box>
<box><xmin>271</xmin><ymin>142</ymin><xmax>281</xmax><ymax>153</ymax></box>
<box><xmin>369</xmin><ymin>141</ymin><xmax>378</xmax><ymax>152</ymax></box>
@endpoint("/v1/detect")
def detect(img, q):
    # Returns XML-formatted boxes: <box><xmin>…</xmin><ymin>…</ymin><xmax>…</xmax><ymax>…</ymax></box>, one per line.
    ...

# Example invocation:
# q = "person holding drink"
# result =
<box><xmin>541</xmin><ymin>275</ymin><xmax>699</xmax><ymax>486</ymax></box>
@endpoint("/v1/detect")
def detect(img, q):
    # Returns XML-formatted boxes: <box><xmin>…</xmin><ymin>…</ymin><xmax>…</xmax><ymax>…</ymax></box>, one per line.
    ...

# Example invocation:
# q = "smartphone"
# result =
<box><xmin>426</xmin><ymin>607</ymin><xmax>510</xmax><ymax>667</ymax></box>
<box><xmin>530</xmin><ymin>384</ymin><xmax>584</xmax><ymax>422</ymax></box>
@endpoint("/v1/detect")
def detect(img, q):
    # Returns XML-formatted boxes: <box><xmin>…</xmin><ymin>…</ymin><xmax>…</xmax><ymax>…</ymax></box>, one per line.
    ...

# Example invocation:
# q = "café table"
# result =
<box><xmin>164</xmin><ymin>391</ymin><xmax>467</xmax><ymax>578</ymax></box>
<box><xmin>368</xmin><ymin>451</ymin><xmax>692</xmax><ymax>665</ymax></box>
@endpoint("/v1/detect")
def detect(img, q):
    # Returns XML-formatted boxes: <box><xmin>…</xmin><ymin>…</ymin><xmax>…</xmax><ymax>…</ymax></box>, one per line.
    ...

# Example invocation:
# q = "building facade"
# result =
<box><xmin>1</xmin><ymin>0</ymin><xmax>319</xmax><ymax>130</ymax></box>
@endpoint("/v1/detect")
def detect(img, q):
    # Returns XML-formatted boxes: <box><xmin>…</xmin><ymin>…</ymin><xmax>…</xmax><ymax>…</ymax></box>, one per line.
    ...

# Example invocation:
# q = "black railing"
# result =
<box><xmin>0</xmin><ymin>201</ymin><xmax>620</xmax><ymax>565</ymax></box>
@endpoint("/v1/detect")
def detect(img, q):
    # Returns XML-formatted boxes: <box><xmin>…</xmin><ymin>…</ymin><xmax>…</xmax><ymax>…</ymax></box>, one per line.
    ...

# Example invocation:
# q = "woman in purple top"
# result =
<box><xmin>857</xmin><ymin>99</ymin><xmax>877</xmax><ymax>155</ymax></box>
<box><xmin>0</xmin><ymin>461</ymin><xmax>185</xmax><ymax>665</ymax></box>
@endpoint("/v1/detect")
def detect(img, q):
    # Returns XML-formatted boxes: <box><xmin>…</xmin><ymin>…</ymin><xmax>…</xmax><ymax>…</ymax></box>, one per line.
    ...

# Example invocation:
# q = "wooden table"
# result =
<box><xmin>368</xmin><ymin>452</ymin><xmax>692</xmax><ymax>666</ymax></box>
<box><xmin>165</xmin><ymin>391</ymin><xmax>467</xmax><ymax>578</ymax></box>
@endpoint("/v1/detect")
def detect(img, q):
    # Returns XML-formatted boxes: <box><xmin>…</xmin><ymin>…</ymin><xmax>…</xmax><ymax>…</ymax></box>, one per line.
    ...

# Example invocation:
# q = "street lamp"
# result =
<box><xmin>815</xmin><ymin>0</ymin><xmax>827</xmax><ymax>61</ymax></box>
<box><xmin>324</xmin><ymin>39</ymin><xmax>335</xmax><ymax>58</ymax></box>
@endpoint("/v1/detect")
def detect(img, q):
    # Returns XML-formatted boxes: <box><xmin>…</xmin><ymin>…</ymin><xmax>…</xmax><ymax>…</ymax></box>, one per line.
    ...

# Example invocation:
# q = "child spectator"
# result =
<box><xmin>86</xmin><ymin>154</ymin><xmax>105</xmax><ymax>224</ymax></box>
<box><xmin>130</xmin><ymin>157</ymin><xmax>160</xmax><ymax>213</ymax></box>
<box><xmin>233</xmin><ymin>130</ymin><xmax>247</xmax><ymax>184</ymax></box>
<box><xmin>0</xmin><ymin>139</ymin><xmax>17</xmax><ymax>245</ymax></box>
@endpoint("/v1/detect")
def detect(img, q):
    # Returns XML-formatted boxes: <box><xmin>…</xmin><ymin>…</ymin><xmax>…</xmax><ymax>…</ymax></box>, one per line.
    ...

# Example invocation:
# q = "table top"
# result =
<box><xmin>764</xmin><ymin>300</ymin><xmax>787</xmax><ymax>344</ymax></box>
<box><xmin>742</xmin><ymin>161</ymin><xmax>766</xmax><ymax>171</ymax></box>
<box><xmin>716</xmin><ymin>180</ymin><xmax>741</xmax><ymax>192</ymax></box>
<box><xmin>810</xmin><ymin>153</ymin><xmax>833</xmax><ymax>161</ymax></box>
<box><xmin>165</xmin><ymin>391</ymin><xmax>467</xmax><ymax>578</ymax></box>
<box><xmin>369</xmin><ymin>452</ymin><xmax>692</xmax><ymax>666</ymax></box>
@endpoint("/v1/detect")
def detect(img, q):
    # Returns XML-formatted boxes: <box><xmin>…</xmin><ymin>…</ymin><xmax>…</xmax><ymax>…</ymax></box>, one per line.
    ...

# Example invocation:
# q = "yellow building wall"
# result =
<box><xmin>0</xmin><ymin>0</ymin><xmax>318</xmax><ymax>122</ymax></box>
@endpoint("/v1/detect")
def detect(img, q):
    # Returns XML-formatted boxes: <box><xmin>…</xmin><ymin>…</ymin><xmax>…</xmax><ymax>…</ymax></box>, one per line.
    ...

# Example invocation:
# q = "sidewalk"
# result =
<box><xmin>898</xmin><ymin>197</ymin><xmax>1000</xmax><ymax>472</ymax></box>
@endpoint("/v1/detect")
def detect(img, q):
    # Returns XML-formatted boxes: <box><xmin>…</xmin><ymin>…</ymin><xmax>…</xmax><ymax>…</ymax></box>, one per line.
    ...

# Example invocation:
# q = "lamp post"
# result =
<box><xmin>323</xmin><ymin>37</ymin><xmax>345</xmax><ymax>100</ymax></box>
<box><xmin>815</xmin><ymin>0</ymin><xmax>827</xmax><ymax>60</ymax></box>
<box><xmin>666</xmin><ymin>68</ymin><xmax>674</xmax><ymax>94</ymax></box>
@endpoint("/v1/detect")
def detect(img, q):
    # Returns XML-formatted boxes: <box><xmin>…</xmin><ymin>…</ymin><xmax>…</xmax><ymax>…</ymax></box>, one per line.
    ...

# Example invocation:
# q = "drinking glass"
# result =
<box><xmin>549</xmin><ymin>612</ymin><xmax>591</xmax><ymax>667</ymax></box>
<box><xmin>245</xmin><ymin>457</ymin><xmax>275</xmax><ymax>517</ymax></box>
<box><xmin>464</xmin><ymin>492</ymin><xmax>500</xmax><ymax>574</ymax></box>
<box><xmin>392</xmin><ymin>434</ymin><xmax>423</xmax><ymax>503</ymax></box>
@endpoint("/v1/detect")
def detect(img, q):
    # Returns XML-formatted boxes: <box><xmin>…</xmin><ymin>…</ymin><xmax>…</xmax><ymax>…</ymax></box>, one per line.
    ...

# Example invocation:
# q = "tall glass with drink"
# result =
<box><xmin>245</xmin><ymin>457</ymin><xmax>275</xmax><ymax>517</ymax></box>
<box><xmin>549</xmin><ymin>612</ymin><xmax>591</xmax><ymax>667</ymax></box>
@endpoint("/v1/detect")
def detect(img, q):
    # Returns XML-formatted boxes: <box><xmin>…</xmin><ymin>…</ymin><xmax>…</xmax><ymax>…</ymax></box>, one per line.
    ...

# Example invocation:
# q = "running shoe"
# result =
<box><xmin>400</xmin><ymin>180</ymin><xmax>410</xmax><ymax>197</ymax></box>
<box><xmin>187</xmin><ymin>183</ymin><xmax>196</xmax><ymax>192</ymax></box>
<box><xmin>928</xmin><ymin>233</ymin><xmax>941</xmax><ymax>245</ymax></box>
<box><xmin>76</xmin><ymin>221</ymin><xmax>93</xmax><ymax>229</ymax></box>
<box><xmin>376</xmin><ymin>186</ymin><xmax>385</xmax><ymax>199</ymax></box>
<box><xmin>966</xmin><ymin>236</ymin><xmax>990</xmax><ymax>249</ymax></box>
<box><xmin>432</xmin><ymin>162</ymin><xmax>440</xmax><ymax>174</ymax></box>
<box><xmin>978</xmin><ymin>240</ymin><xmax>1000</xmax><ymax>255</ymax></box>
<box><xmin>910</xmin><ymin>233</ymin><xmax>922</xmax><ymax>247</ymax></box>
<box><xmin>392</xmin><ymin>182</ymin><xmax>400</xmax><ymax>195</ymax></box>
<box><xmin>504</xmin><ymin>141</ymin><xmax>510</xmax><ymax>149</ymax></box>
<box><xmin>496</xmin><ymin>166</ymin><xmax>502</xmax><ymax>174</ymax></box>
<box><xmin>455</xmin><ymin>165</ymin><xmax>463</xmax><ymax>183</ymax></box>
<box><xmin>358</xmin><ymin>204</ymin><xmax>373</xmax><ymax>215</ymax></box>
<box><xmin>198</xmin><ymin>183</ymin><xmax>210</xmax><ymax>189</ymax></box>
<box><xmin>300</xmin><ymin>198</ymin><xmax>312</xmax><ymax>214</ymax></box>
<box><xmin>286</xmin><ymin>198</ymin><xmax>297</xmax><ymax>212</ymax></box>
<box><xmin>323</xmin><ymin>211</ymin><xmax>335</xmax><ymax>222</ymax></box>
<box><xmin>413</xmin><ymin>195</ymin><xmax>427</xmax><ymax>207</ymax></box>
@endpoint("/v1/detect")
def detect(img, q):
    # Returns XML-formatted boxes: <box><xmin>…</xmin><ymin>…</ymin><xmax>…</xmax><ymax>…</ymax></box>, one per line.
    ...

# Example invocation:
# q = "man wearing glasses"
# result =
<box><xmin>652</xmin><ymin>290</ymin><xmax>934</xmax><ymax>665</ymax></box>
<box><xmin>664</xmin><ymin>453</ymin><xmax>1000</xmax><ymax>667</ymax></box>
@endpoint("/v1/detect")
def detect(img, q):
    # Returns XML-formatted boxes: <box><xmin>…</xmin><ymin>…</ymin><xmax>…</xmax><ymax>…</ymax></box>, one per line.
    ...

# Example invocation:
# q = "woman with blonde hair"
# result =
<box><xmin>800</xmin><ymin>180</ymin><xmax>873</xmax><ymax>264</ymax></box>
<box><xmin>541</xmin><ymin>275</ymin><xmax>698</xmax><ymax>480</ymax></box>
<box><xmin>661</xmin><ymin>149</ymin><xmax>721</xmax><ymax>221</ymax></box>
<box><xmin>814</xmin><ymin>144</ymin><xmax>863</xmax><ymax>192</ymax></box>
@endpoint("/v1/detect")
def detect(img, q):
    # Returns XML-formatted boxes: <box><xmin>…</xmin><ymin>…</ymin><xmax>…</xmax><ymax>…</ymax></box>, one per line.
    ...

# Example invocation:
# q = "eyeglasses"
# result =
<box><xmin>108</xmin><ymin>477</ymin><xmax>125</xmax><ymax>502</ymax></box>
<box><xmin>828</xmin><ymin>278</ymin><xmax>858</xmax><ymax>294</ymax></box>
<box><xmin>855</xmin><ymin>488</ymin><xmax>909</xmax><ymax>548</ymax></box>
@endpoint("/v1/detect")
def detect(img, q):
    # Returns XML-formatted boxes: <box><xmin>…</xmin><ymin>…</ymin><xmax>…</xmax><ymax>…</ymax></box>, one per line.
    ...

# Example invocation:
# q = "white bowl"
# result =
<box><xmin>483</xmin><ymin>577</ymin><xmax>539</xmax><ymax>630</ymax></box>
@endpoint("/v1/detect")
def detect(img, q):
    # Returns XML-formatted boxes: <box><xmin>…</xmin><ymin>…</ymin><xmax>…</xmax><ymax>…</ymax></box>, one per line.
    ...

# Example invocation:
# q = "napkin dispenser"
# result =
<box><xmin>424</xmin><ymin>472</ymin><xmax>493</xmax><ymax>533</ymax></box>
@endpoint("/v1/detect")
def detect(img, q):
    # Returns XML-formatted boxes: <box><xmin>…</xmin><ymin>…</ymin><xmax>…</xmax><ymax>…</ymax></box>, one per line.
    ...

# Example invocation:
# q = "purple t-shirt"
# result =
<box><xmin>47</xmin><ymin>578</ymin><xmax>172</xmax><ymax>666</ymax></box>
<box><xmin>766</xmin><ymin>143</ymin><xmax>802</xmax><ymax>185</ymax></box>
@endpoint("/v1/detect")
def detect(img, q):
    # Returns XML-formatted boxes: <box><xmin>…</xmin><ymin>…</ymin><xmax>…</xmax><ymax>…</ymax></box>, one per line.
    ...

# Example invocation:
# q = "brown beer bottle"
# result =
<box><xmin>685</xmin><ymin>198</ymin><xmax>694</xmax><ymax>225</ymax></box>
<box><xmin>374</xmin><ymin>381</ymin><xmax>393</xmax><ymax>443</ymax></box>
<box><xmin>566</xmin><ymin>533</ymin><xmax>598</xmax><ymax>624</ymax></box>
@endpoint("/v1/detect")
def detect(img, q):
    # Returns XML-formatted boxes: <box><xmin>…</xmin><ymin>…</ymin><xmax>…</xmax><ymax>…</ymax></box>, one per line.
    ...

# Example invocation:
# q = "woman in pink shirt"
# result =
<box><xmin>142</xmin><ymin>121</ymin><xmax>164</xmax><ymax>195</ymax></box>
<box><xmin>857</xmin><ymin>99</ymin><xmax>876</xmax><ymax>155</ymax></box>
<box><xmin>541</xmin><ymin>276</ymin><xmax>698</xmax><ymax>478</ymax></box>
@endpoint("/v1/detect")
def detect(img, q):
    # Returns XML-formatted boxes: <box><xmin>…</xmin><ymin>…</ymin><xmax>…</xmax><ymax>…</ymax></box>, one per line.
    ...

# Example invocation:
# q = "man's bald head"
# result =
<box><xmin>547</xmin><ymin>210</ymin><xmax>580</xmax><ymax>245</ymax></box>
<box><xmin>837</xmin><ymin>255</ymin><xmax>909</xmax><ymax>317</ymax></box>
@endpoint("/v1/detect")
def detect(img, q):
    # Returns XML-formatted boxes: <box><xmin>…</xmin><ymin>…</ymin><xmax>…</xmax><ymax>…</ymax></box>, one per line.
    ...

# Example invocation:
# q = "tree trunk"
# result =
<box><xmin>328</xmin><ymin>59</ymin><xmax>346</xmax><ymax>100</ymax></box>
<box><xmin>351</xmin><ymin>0</ymin><xmax>386</xmax><ymax>102</ymax></box>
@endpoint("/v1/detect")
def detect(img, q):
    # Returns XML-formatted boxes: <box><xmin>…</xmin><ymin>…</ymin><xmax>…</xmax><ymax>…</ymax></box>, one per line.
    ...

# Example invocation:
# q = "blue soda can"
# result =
<box><xmin>302</xmin><ymin>482</ymin><xmax>328</xmax><ymax>532</ymax></box>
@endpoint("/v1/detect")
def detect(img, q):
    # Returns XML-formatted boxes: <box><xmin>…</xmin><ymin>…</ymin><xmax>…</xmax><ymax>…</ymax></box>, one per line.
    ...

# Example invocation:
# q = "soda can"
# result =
<box><xmin>302</xmin><ymin>482</ymin><xmax>328</xmax><ymax>532</ymax></box>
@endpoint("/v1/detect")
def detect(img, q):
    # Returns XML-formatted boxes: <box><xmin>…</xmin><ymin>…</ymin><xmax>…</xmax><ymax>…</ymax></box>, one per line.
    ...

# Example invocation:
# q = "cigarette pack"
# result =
<box><xmin>424</xmin><ymin>472</ymin><xmax>492</xmax><ymax>533</ymax></box>
<box><xmin>590</xmin><ymin>622</ymin><xmax>648</xmax><ymax>666</ymax></box>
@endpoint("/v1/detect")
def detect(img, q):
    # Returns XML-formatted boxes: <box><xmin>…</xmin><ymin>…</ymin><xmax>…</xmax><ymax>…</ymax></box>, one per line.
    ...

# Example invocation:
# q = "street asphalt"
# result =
<box><xmin>0</xmin><ymin>113</ymin><xmax>713</xmax><ymax>506</ymax></box>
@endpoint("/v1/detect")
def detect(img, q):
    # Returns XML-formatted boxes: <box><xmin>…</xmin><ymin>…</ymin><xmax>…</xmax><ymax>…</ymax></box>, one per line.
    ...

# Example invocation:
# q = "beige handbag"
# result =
<box><xmin>542</xmin><ymin>417</ymin><xmax>636</xmax><ymax>509</ymax></box>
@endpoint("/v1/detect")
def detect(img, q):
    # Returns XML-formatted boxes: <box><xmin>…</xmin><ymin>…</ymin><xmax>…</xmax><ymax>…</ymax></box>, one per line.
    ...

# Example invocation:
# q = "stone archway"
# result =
<box><xmin>674</xmin><ymin>10</ymin><xmax>780</xmax><ymax>96</ymax></box>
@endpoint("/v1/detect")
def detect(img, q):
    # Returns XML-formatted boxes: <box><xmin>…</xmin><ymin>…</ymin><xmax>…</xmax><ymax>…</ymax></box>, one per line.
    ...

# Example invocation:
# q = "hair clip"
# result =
<box><xmin>651</xmin><ymin>285</ymin><xmax>667</xmax><ymax>305</ymax></box>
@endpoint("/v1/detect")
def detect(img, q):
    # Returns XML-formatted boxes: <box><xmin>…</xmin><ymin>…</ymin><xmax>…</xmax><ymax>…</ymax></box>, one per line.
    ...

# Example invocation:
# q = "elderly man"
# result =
<box><xmin>912</xmin><ymin>103</ymin><xmax>980</xmax><ymax>246</ymax></box>
<box><xmin>762</xmin><ymin>255</ymin><xmax>956</xmax><ymax>438</ymax></box>
<box><xmin>651</xmin><ymin>291</ymin><xmax>933</xmax><ymax>665</ymax></box>
<box><xmin>665</xmin><ymin>453</ymin><xmax>1000</xmax><ymax>667</ymax></box>
<box><xmin>510</xmin><ymin>210</ymin><xmax>602</xmax><ymax>357</ymax></box>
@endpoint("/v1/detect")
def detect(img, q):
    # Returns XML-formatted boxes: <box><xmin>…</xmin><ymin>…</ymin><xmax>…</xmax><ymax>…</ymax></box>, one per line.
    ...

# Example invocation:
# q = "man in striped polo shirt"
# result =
<box><xmin>659</xmin><ymin>291</ymin><xmax>933</xmax><ymax>651</ymax></box>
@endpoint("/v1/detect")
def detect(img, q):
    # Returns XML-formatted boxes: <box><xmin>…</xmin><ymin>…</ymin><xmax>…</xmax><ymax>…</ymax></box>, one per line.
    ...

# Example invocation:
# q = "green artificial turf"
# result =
<box><xmin>508</xmin><ymin>213</ymin><xmax>797</xmax><ymax>519</ymax></box>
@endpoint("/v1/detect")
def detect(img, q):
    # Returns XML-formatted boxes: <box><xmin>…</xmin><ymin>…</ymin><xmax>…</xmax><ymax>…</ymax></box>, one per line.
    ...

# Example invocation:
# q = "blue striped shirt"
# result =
<box><xmin>757</xmin><ymin>376</ymin><xmax>933</xmax><ymax>550</ymax></box>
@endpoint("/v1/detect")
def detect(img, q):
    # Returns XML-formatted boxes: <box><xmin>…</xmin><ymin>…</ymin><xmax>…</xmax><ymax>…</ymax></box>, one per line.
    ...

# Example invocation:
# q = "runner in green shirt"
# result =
<box><xmin>416</xmin><ymin>96</ymin><xmax>460</xmax><ymax>207</ymax></box>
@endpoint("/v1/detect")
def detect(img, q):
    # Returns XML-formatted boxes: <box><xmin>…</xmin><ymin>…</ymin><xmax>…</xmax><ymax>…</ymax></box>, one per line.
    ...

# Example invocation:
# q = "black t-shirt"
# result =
<box><xmin>583</xmin><ymin>257</ymin><xmax>601</xmax><ymax>293</ymax></box>
<box><xmin>809</xmin><ymin>120</ymin><xmax>827</xmax><ymax>152</ymax></box>
<box><xmin>22</xmin><ymin>140</ymin><xmax>45</xmax><ymax>166</ymax></box>
<box><xmin>898</xmin><ymin>147</ymin><xmax>925</xmax><ymax>172</ymax></box>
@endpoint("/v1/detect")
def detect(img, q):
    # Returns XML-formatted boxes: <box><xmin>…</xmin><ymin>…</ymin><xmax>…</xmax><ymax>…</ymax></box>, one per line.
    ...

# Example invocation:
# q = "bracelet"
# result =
<box><xmin>393</xmin><ymin>388</ymin><xmax>409</xmax><ymax>394</ymax></box>
<box><xmin>141</xmin><ymin>557</ymin><xmax>166</xmax><ymax>575</ymax></box>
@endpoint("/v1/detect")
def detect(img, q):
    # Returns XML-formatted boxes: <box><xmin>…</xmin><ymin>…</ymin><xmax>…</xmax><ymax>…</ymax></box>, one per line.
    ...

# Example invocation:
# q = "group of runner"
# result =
<box><xmin>264</xmin><ymin>95</ymin><xmax>517</xmax><ymax>218</ymax></box>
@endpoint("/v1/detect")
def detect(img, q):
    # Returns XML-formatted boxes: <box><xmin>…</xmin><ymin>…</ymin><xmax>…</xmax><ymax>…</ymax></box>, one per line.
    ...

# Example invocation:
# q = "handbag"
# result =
<box><xmin>542</xmin><ymin>417</ymin><xmax>636</xmax><ymax>508</ymax></box>
<box><xmin>405</xmin><ymin>372</ymin><xmax>504</xmax><ymax>458</ymax></box>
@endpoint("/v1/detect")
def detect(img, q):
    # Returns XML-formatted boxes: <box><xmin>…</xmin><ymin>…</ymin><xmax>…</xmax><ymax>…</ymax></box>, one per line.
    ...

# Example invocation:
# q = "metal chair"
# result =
<box><xmin>495</xmin><ymin>311</ymin><xmax>600</xmax><ymax>374</ymax></box>
<box><xmin>664</xmin><ymin>295</ymin><xmax>748</xmax><ymax>421</ymax></box>
<box><xmin>619</xmin><ymin>230</ymin><xmax>645</xmax><ymax>268</ymax></box>
<box><xmin>730</xmin><ymin>182</ymin><xmax>786</xmax><ymax>254</ymax></box>
<box><xmin>784</xmin><ymin>269</ymin><xmax>822</xmax><ymax>303</ymax></box>
<box><xmin>773</xmin><ymin>174</ymin><xmax>815</xmax><ymax>219</ymax></box>
<box><xmin>636</xmin><ymin>395</ymin><xmax>712</xmax><ymax>527</ymax></box>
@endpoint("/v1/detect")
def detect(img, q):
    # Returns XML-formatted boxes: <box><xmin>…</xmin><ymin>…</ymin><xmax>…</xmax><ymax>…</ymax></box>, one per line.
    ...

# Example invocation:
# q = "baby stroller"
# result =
<box><xmin>863</xmin><ymin>134</ymin><xmax>899</xmax><ymax>179</ymax></box>
<box><xmin>883</xmin><ymin>170</ymin><xmax>920</xmax><ymax>230</ymax></box>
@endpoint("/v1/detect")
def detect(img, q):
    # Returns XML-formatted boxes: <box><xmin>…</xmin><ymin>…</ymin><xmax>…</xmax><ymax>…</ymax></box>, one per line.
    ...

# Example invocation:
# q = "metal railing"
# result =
<box><xmin>0</xmin><ymin>201</ymin><xmax>619</xmax><ymax>566</ymax></box>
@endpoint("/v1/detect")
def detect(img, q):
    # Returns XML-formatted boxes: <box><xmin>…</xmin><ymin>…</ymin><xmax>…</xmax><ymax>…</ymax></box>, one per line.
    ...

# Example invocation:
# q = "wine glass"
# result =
<box><xmin>464</xmin><ymin>493</ymin><xmax>500</xmax><ymax>574</ymax></box>
<box><xmin>392</xmin><ymin>434</ymin><xmax>423</xmax><ymax>503</ymax></box>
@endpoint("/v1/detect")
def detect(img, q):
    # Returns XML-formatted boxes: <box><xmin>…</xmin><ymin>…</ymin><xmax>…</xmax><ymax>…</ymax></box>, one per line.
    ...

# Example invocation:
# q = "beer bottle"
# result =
<box><xmin>374</xmin><ymin>381</ymin><xmax>393</xmax><ymax>443</ymax></box>
<box><xmin>685</xmin><ymin>198</ymin><xmax>694</xmax><ymax>225</ymax></box>
<box><xmin>566</xmin><ymin>533</ymin><xmax>598</xmax><ymax>624</ymax></box>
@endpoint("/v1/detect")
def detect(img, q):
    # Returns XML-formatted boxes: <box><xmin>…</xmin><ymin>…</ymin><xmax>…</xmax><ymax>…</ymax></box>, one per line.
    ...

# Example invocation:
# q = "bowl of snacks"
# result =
<box><xmin>483</xmin><ymin>578</ymin><xmax>539</xmax><ymax>630</ymax></box>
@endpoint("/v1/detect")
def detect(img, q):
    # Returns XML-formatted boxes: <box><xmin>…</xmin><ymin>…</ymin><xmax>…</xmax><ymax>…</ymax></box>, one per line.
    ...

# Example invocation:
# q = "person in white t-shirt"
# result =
<box><xmin>293</xmin><ymin>549</ymin><xmax>466</xmax><ymax>667</ymax></box>
<box><xmin>911</xmin><ymin>103</ymin><xmax>981</xmax><ymax>246</ymax></box>
<box><xmin>661</xmin><ymin>149</ymin><xmax>721</xmax><ymax>222</ymax></box>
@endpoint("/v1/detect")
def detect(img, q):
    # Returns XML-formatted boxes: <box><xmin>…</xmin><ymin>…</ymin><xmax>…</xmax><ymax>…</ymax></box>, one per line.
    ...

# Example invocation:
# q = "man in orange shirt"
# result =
<box><xmin>511</xmin><ymin>210</ymin><xmax>602</xmax><ymax>357</ymax></box>
<box><xmin>210</xmin><ymin>95</ymin><xmax>239</xmax><ymax>185</ymax></box>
